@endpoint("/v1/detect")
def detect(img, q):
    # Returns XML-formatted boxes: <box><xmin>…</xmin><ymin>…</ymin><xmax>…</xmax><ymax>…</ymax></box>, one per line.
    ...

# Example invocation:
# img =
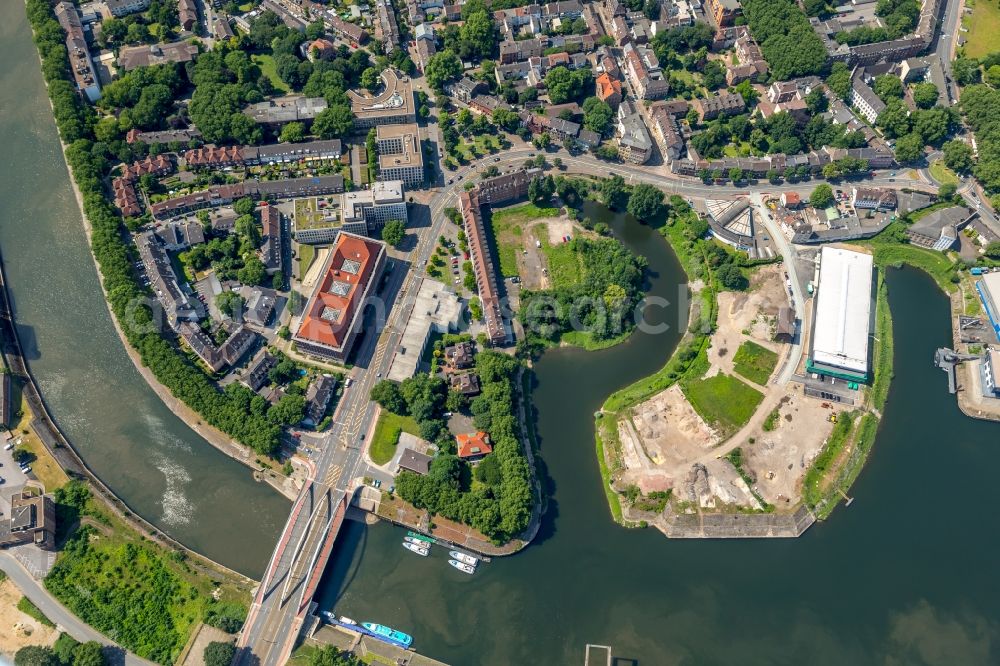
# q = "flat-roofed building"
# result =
<box><xmin>808</xmin><ymin>246</ymin><xmax>875</xmax><ymax>382</ymax></box>
<box><xmin>707</xmin><ymin>0</ymin><xmax>741</xmax><ymax>27</ymax></box>
<box><xmin>340</xmin><ymin>180</ymin><xmax>407</xmax><ymax>235</ymax></box>
<box><xmin>293</xmin><ymin>232</ymin><xmax>387</xmax><ymax>361</ymax></box>
<box><xmin>0</xmin><ymin>491</ymin><xmax>56</xmax><ymax>550</ymax></box>
<box><xmin>117</xmin><ymin>42</ymin><xmax>199</xmax><ymax>71</ymax></box>
<box><xmin>244</xmin><ymin>96</ymin><xmax>328</xmax><ymax>126</ymax></box>
<box><xmin>982</xmin><ymin>347</ymin><xmax>1000</xmax><ymax>398</ymax></box>
<box><xmin>348</xmin><ymin>69</ymin><xmax>416</xmax><ymax>129</ymax></box>
<box><xmin>375</xmin><ymin>124</ymin><xmax>424</xmax><ymax>187</ymax></box>
<box><xmin>106</xmin><ymin>0</ymin><xmax>149</xmax><ymax>16</ymax></box>
<box><xmin>976</xmin><ymin>271</ymin><xmax>1000</xmax><ymax>340</ymax></box>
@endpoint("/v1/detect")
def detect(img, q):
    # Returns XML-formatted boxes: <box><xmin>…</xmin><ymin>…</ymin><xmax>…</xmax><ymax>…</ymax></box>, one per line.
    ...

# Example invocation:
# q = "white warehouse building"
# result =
<box><xmin>807</xmin><ymin>246</ymin><xmax>875</xmax><ymax>383</ymax></box>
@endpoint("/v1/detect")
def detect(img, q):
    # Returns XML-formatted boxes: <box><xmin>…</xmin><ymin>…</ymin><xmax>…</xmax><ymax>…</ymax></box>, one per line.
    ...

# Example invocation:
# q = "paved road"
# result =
<box><xmin>0</xmin><ymin>553</ymin><xmax>157</xmax><ymax>666</ymax></box>
<box><xmin>237</xmin><ymin>144</ymin><xmax>937</xmax><ymax>664</ymax></box>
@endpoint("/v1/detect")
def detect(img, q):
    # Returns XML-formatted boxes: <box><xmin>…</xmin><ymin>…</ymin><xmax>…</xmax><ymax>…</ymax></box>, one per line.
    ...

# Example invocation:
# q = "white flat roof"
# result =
<box><xmin>812</xmin><ymin>246</ymin><xmax>874</xmax><ymax>374</ymax></box>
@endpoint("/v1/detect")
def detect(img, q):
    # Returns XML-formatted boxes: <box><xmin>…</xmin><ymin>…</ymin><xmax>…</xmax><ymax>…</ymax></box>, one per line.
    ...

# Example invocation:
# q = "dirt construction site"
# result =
<box><xmin>615</xmin><ymin>264</ymin><xmax>845</xmax><ymax>511</ymax></box>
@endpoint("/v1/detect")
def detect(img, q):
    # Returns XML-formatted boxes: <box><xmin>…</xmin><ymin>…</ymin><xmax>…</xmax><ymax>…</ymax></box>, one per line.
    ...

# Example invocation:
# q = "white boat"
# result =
<box><xmin>448</xmin><ymin>559</ymin><xmax>475</xmax><ymax>574</ymax></box>
<box><xmin>405</xmin><ymin>536</ymin><xmax>429</xmax><ymax>546</ymax></box>
<box><xmin>448</xmin><ymin>550</ymin><xmax>478</xmax><ymax>566</ymax></box>
<box><xmin>403</xmin><ymin>542</ymin><xmax>429</xmax><ymax>556</ymax></box>
<box><xmin>338</xmin><ymin>616</ymin><xmax>357</xmax><ymax>626</ymax></box>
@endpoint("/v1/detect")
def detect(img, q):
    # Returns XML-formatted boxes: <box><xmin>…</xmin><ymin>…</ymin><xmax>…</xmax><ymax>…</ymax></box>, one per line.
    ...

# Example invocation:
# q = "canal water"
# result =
<box><xmin>6</xmin><ymin>1</ymin><xmax>1000</xmax><ymax>661</ymax></box>
<box><xmin>0</xmin><ymin>3</ymin><xmax>288</xmax><ymax>577</ymax></box>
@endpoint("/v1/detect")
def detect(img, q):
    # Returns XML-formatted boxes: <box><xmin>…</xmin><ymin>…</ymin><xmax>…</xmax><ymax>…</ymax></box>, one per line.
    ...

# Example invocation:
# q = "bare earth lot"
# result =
<box><xmin>0</xmin><ymin>578</ymin><xmax>58</xmax><ymax>659</ymax></box>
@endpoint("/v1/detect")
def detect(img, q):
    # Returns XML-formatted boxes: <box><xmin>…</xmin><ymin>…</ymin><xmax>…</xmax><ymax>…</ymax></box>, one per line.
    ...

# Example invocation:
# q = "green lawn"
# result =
<box><xmin>370</xmin><ymin>412</ymin><xmax>421</xmax><ymax>465</ymax></box>
<box><xmin>964</xmin><ymin>0</ymin><xmax>1000</xmax><ymax>59</ymax></box>
<box><xmin>539</xmin><ymin>236</ymin><xmax>584</xmax><ymax>289</ymax></box>
<box><xmin>681</xmin><ymin>373</ymin><xmax>764</xmax><ymax>437</ymax></box>
<box><xmin>252</xmin><ymin>55</ymin><xmax>290</xmax><ymax>93</ymax></box>
<box><xmin>297</xmin><ymin>243</ymin><xmax>316</xmax><ymax>280</ymax></box>
<box><xmin>929</xmin><ymin>160</ymin><xmax>959</xmax><ymax>186</ymax></box>
<box><xmin>732</xmin><ymin>340</ymin><xmax>779</xmax><ymax>385</ymax></box>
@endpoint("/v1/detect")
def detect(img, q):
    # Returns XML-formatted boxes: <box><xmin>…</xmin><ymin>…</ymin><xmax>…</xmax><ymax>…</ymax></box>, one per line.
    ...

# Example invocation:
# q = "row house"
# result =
<box><xmin>180</xmin><ymin>323</ymin><xmax>258</xmax><ymax>373</ymax></box>
<box><xmin>375</xmin><ymin>0</ymin><xmax>401</xmax><ymax>54</ymax></box>
<box><xmin>460</xmin><ymin>191</ymin><xmax>507</xmax><ymax>345</ymax></box>
<box><xmin>671</xmin><ymin>146</ymin><xmax>894</xmax><ymax>178</ymax></box>
<box><xmin>499</xmin><ymin>37</ymin><xmax>546</xmax><ymax>64</ymax></box>
<box><xmin>656</xmin><ymin>0</ymin><xmax>695</xmax><ymax>30</ymax></box>
<box><xmin>850</xmin><ymin>67</ymin><xmax>887</xmax><ymax>124</ymax></box>
<box><xmin>852</xmin><ymin>187</ymin><xmax>898</xmax><ymax>211</ymax></box>
<box><xmin>329</xmin><ymin>16</ymin><xmax>368</xmax><ymax>44</ymax></box>
<box><xmin>184</xmin><ymin>144</ymin><xmax>244</xmax><ymax>169</ymax></box>
<box><xmin>519</xmin><ymin>110</ymin><xmax>581</xmax><ymax>142</ymax></box>
<box><xmin>469</xmin><ymin>94</ymin><xmax>512</xmax><ymax>116</ymax></box>
<box><xmin>623</xmin><ymin>42</ymin><xmax>670</xmax><ymax>100</ymax></box>
<box><xmin>650</xmin><ymin>103</ymin><xmax>685</xmax><ymax>161</ymax></box>
<box><xmin>125</xmin><ymin>128</ymin><xmax>201</xmax><ymax>145</ymax></box>
<box><xmin>693</xmin><ymin>91</ymin><xmax>745</xmax><ymax>122</ymax></box>
<box><xmin>616</xmin><ymin>101</ymin><xmax>653</xmax><ymax>165</ymax></box>
<box><xmin>260</xmin><ymin>204</ymin><xmax>284</xmax><ymax>275</ymax></box>
<box><xmin>446</xmin><ymin>76</ymin><xmax>488</xmax><ymax>103</ymax></box>
<box><xmin>178</xmin><ymin>0</ymin><xmax>197</xmax><ymax>31</ymax></box>
<box><xmin>137</xmin><ymin>231</ymin><xmax>204</xmax><ymax>328</ymax></box>
<box><xmin>113</xmin><ymin>155</ymin><xmax>174</xmax><ymax>217</ymax></box>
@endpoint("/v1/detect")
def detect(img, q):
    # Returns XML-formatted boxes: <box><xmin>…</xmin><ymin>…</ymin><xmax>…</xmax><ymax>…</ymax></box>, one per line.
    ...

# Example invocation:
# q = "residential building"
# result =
<box><xmin>260</xmin><ymin>204</ymin><xmax>284</xmax><ymax>275</ymax></box>
<box><xmin>214</xmin><ymin>17</ymin><xmax>235</xmax><ymax>39</ymax></box>
<box><xmin>906</xmin><ymin>206</ymin><xmax>970</xmax><ymax>252</ymax></box>
<box><xmin>461</xmin><ymin>190</ymin><xmax>507</xmax><ymax>345</ymax></box>
<box><xmin>375</xmin><ymin>0</ymin><xmax>401</xmax><ymax>53</ymax></box>
<box><xmin>292</xmin><ymin>232</ymin><xmax>387</xmax><ymax>362</ymax></box>
<box><xmin>850</xmin><ymin>67</ymin><xmax>886</xmax><ymax>124</ymax></box>
<box><xmin>707</xmin><ymin>0</ymin><xmax>740</xmax><ymax>27</ymax></box>
<box><xmin>184</xmin><ymin>144</ymin><xmax>244</xmax><ymax>169</ymax></box>
<box><xmin>616</xmin><ymin>101</ymin><xmax>653</xmax><ymax>165</ymax></box>
<box><xmin>449</xmin><ymin>372</ymin><xmax>481</xmax><ymax>396</ymax></box>
<box><xmin>243</xmin><ymin>140</ymin><xmax>343</xmax><ymax>165</ymax></box>
<box><xmin>151</xmin><ymin>176</ymin><xmax>344</xmax><ymax>219</ymax></box>
<box><xmin>137</xmin><ymin>231</ymin><xmax>204</xmax><ymax>328</ymax></box>
<box><xmin>622</xmin><ymin>42</ymin><xmax>669</xmax><ymax>100</ymax></box>
<box><xmin>106</xmin><ymin>0</ymin><xmax>150</xmax><ymax>16</ymax></box>
<box><xmin>476</xmin><ymin>168</ymin><xmax>542</xmax><ymax>205</ymax></box>
<box><xmin>329</xmin><ymin>16</ymin><xmax>368</xmax><ymax>44</ymax></box>
<box><xmin>348</xmin><ymin>69</ymin><xmax>416</xmax><ymax>129</ymax></box>
<box><xmin>781</xmin><ymin>192</ymin><xmax>802</xmax><ymax>209</ymax></box>
<box><xmin>399</xmin><ymin>449</ymin><xmax>432</xmax><ymax>475</ymax></box>
<box><xmin>415</xmin><ymin>36</ymin><xmax>437</xmax><ymax>72</ymax></box>
<box><xmin>112</xmin><ymin>155</ymin><xmax>174</xmax><ymax>218</ymax></box>
<box><xmin>446</xmin><ymin>76</ymin><xmax>487</xmax><ymax>103</ymax></box>
<box><xmin>246</xmin><ymin>289</ymin><xmax>277</xmax><ymax>327</ymax></box>
<box><xmin>807</xmin><ymin>246</ymin><xmax>874</xmax><ymax>382</ymax></box>
<box><xmin>178</xmin><ymin>0</ymin><xmax>197</xmax><ymax>31</ymax></box>
<box><xmin>244</xmin><ymin>96</ymin><xmax>328</xmax><ymax>126</ymax></box>
<box><xmin>469</xmin><ymin>94</ymin><xmax>511</xmax><ymax>116</ymax></box>
<box><xmin>117</xmin><ymin>42</ymin><xmax>200</xmax><ymax>71</ymax></box>
<box><xmin>125</xmin><ymin>128</ymin><xmax>202</xmax><ymax>145</ymax></box>
<box><xmin>180</xmin><ymin>323</ymin><xmax>258</xmax><ymax>373</ymax></box>
<box><xmin>444</xmin><ymin>341</ymin><xmax>476</xmax><ymax>371</ymax></box>
<box><xmin>0</xmin><ymin>491</ymin><xmax>56</xmax><ymax>550</ymax></box>
<box><xmin>456</xmin><ymin>431</ymin><xmax>493</xmax><ymax>461</ymax></box>
<box><xmin>851</xmin><ymin>187</ymin><xmax>897</xmax><ymax>211</ymax></box>
<box><xmin>499</xmin><ymin>37</ymin><xmax>545</xmax><ymax>64</ymax></box>
<box><xmin>304</xmin><ymin>375</ymin><xmax>337</xmax><ymax>423</ymax></box>
<box><xmin>306</xmin><ymin>38</ymin><xmax>338</xmax><ymax>61</ymax></box>
<box><xmin>54</xmin><ymin>2</ymin><xmax>100</xmax><ymax>102</ymax></box>
<box><xmin>649</xmin><ymin>103</ymin><xmax>685</xmax><ymax>160</ymax></box>
<box><xmin>341</xmin><ymin>180</ymin><xmax>408</xmax><ymax>235</ymax></box>
<box><xmin>243</xmin><ymin>352</ymin><xmax>277</xmax><ymax>391</ymax></box>
<box><xmin>693</xmin><ymin>91</ymin><xmax>745</xmax><ymax>122</ymax></box>
<box><xmin>595</xmin><ymin>72</ymin><xmax>623</xmax><ymax>108</ymax></box>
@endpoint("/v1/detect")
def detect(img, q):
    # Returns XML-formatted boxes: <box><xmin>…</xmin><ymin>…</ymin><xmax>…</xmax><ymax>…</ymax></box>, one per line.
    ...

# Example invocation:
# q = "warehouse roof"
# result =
<box><xmin>812</xmin><ymin>246</ymin><xmax>874</xmax><ymax>375</ymax></box>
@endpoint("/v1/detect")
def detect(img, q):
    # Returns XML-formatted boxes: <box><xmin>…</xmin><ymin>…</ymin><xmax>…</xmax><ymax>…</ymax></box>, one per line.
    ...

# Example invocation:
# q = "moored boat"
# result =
<box><xmin>404</xmin><ymin>536</ymin><xmax>429</xmax><ymax>546</ymax></box>
<box><xmin>448</xmin><ymin>559</ymin><xmax>476</xmax><ymax>574</ymax></box>
<box><xmin>406</xmin><ymin>530</ymin><xmax>435</xmax><ymax>544</ymax></box>
<box><xmin>448</xmin><ymin>550</ymin><xmax>478</xmax><ymax>566</ymax></box>
<box><xmin>403</xmin><ymin>541</ymin><xmax>429</xmax><ymax>556</ymax></box>
<box><xmin>362</xmin><ymin>622</ymin><xmax>413</xmax><ymax>648</ymax></box>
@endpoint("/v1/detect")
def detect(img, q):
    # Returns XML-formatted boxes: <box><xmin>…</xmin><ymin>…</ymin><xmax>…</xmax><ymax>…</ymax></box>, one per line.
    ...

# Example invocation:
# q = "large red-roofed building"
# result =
<box><xmin>293</xmin><ymin>232</ymin><xmax>386</xmax><ymax>361</ymax></box>
<box><xmin>456</xmin><ymin>431</ymin><xmax>493</xmax><ymax>461</ymax></box>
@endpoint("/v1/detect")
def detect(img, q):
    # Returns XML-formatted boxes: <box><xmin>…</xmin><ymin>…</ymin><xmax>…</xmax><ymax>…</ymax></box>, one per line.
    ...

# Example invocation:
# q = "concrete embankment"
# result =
<box><xmin>0</xmin><ymin>248</ymin><xmax>252</xmax><ymax>586</ymax></box>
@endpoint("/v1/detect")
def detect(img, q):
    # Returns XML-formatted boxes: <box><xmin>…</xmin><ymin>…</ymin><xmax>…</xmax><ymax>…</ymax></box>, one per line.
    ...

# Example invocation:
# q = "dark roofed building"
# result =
<box><xmin>305</xmin><ymin>374</ymin><xmax>337</xmax><ymax>423</ymax></box>
<box><xmin>0</xmin><ymin>491</ymin><xmax>56</xmax><ymax>550</ymax></box>
<box><xmin>399</xmin><ymin>448</ymin><xmax>432</xmax><ymax>475</ymax></box>
<box><xmin>449</xmin><ymin>372</ymin><xmax>481</xmax><ymax>396</ymax></box>
<box><xmin>244</xmin><ymin>352</ymin><xmax>277</xmax><ymax>391</ymax></box>
<box><xmin>444</xmin><ymin>341</ymin><xmax>475</xmax><ymax>370</ymax></box>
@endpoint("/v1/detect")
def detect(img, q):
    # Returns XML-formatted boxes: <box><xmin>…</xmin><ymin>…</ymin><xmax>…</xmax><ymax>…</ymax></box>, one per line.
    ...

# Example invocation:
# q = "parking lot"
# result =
<box><xmin>0</xmin><ymin>434</ymin><xmax>32</xmax><ymax>520</ymax></box>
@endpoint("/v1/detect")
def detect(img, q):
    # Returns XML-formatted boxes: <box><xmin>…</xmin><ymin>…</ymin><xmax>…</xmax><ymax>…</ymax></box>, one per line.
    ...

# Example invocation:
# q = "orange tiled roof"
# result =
<box><xmin>456</xmin><ymin>431</ymin><xmax>492</xmax><ymax>458</ymax></box>
<box><xmin>596</xmin><ymin>73</ymin><xmax>622</xmax><ymax>101</ymax></box>
<box><xmin>294</xmin><ymin>232</ymin><xmax>383</xmax><ymax>351</ymax></box>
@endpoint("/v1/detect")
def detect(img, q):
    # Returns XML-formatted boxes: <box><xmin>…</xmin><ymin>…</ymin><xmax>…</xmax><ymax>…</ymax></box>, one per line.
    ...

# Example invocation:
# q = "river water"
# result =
<box><xmin>6</xmin><ymin>2</ymin><xmax>1000</xmax><ymax>662</ymax></box>
<box><xmin>0</xmin><ymin>3</ymin><xmax>288</xmax><ymax>578</ymax></box>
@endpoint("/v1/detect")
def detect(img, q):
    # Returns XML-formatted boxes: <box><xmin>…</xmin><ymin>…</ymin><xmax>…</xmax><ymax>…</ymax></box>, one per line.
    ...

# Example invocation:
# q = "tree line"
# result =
<box><xmin>27</xmin><ymin>0</ymin><xmax>282</xmax><ymax>455</ymax></box>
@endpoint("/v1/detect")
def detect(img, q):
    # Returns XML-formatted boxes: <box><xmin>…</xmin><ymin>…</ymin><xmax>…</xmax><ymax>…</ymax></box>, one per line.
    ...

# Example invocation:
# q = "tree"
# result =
<box><xmin>459</xmin><ymin>11</ymin><xmax>496</xmax><ymax>59</ymax></box>
<box><xmin>371</xmin><ymin>380</ymin><xmax>405</xmax><ymax>413</ymax></box>
<box><xmin>72</xmin><ymin>642</ymin><xmax>106</xmax><ymax>666</ymax></box>
<box><xmin>702</xmin><ymin>60</ymin><xmax>726</xmax><ymax>90</ymax></box>
<box><xmin>627</xmin><ymin>184</ymin><xmax>665</xmax><ymax>221</ymax></box>
<box><xmin>279</xmin><ymin>121</ymin><xmax>306</xmax><ymax>143</ymax></box>
<box><xmin>425</xmin><ymin>50</ymin><xmax>462</xmax><ymax>91</ymax></box>
<box><xmin>234</xmin><ymin>197</ymin><xmax>255</xmax><ymax>216</ymax></box>
<box><xmin>600</xmin><ymin>175</ymin><xmax>627</xmax><ymax>209</ymax></box>
<box><xmin>938</xmin><ymin>182</ymin><xmax>957</xmax><ymax>200</ymax></box>
<box><xmin>269</xmin><ymin>393</ymin><xmax>305</xmax><ymax>425</ymax></box>
<box><xmin>893</xmin><ymin>132</ymin><xmax>924</xmax><ymax>163</ymax></box>
<box><xmin>582</xmin><ymin>97</ymin><xmax>613</xmax><ymax>134</ymax></box>
<box><xmin>809</xmin><ymin>183</ymin><xmax>834</xmax><ymax>208</ymax></box>
<box><xmin>805</xmin><ymin>87</ymin><xmax>828</xmax><ymax>114</ymax></box>
<box><xmin>876</xmin><ymin>99</ymin><xmax>912</xmax><ymax>139</ymax></box>
<box><xmin>381</xmin><ymin>219</ymin><xmax>406</xmax><ymax>247</ymax></box>
<box><xmin>911</xmin><ymin>82</ymin><xmax>939</xmax><ymax>109</ymax></box>
<box><xmin>716</xmin><ymin>263</ymin><xmax>746</xmax><ymax>290</ymax></box>
<box><xmin>307</xmin><ymin>645</ymin><xmax>358</xmax><ymax>666</ymax></box>
<box><xmin>235</xmin><ymin>213</ymin><xmax>261</xmax><ymax>246</ymax></box>
<box><xmin>237</xmin><ymin>256</ymin><xmax>268</xmax><ymax>286</ymax></box>
<box><xmin>204</xmin><ymin>642</ymin><xmax>236</xmax><ymax>666</ymax></box>
<box><xmin>306</xmin><ymin>19</ymin><xmax>325</xmax><ymax>41</ymax></box>
<box><xmin>15</xmin><ymin>647</ymin><xmax>59</xmax><ymax>666</ymax></box>
<box><xmin>544</xmin><ymin>66</ymin><xmax>591</xmax><ymax>104</ymax></box>
<box><xmin>217</xmin><ymin>291</ymin><xmax>244</xmax><ymax>318</ymax></box>
<box><xmin>943</xmin><ymin>140</ymin><xmax>974</xmax><ymax>173</ymax></box>
<box><xmin>361</xmin><ymin>67</ymin><xmax>381</xmax><ymax>92</ymax></box>
<box><xmin>872</xmin><ymin>74</ymin><xmax>904</xmax><ymax>102</ymax></box>
<box><xmin>826</xmin><ymin>63</ymin><xmax>853</xmax><ymax>100</ymax></box>
<box><xmin>312</xmin><ymin>105</ymin><xmax>354</xmax><ymax>139</ymax></box>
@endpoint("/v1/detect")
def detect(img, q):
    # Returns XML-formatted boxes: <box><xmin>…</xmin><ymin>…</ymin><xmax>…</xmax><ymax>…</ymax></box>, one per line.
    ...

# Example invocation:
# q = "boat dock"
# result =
<box><xmin>406</xmin><ymin>530</ymin><xmax>491</xmax><ymax>563</ymax></box>
<box><xmin>307</xmin><ymin>621</ymin><xmax>450</xmax><ymax>666</ymax></box>
<box><xmin>934</xmin><ymin>347</ymin><xmax>979</xmax><ymax>394</ymax></box>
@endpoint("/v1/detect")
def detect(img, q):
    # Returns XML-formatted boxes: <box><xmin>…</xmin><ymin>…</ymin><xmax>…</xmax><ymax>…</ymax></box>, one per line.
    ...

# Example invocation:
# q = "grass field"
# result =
<box><xmin>682</xmin><ymin>373</ymin><xmax>764</xmax><ymax>437</ymax></box>
<box><xmin>297</xmin><ymin>243</ymin><xmax>316</xmax><ymax>280</ymax></box>
<box><xmin>453</xmin><ymin>134</ymin><xmax>503</xmax><ymax>161</ymax></box>
<box><xmin>929</xmin><ymin>160</ymin><xmax>959</xmax><ymax>186</ymax></box>
<box><xmin>732</xmin><ymin>340</ymin><xmax>779</xmax><ymax>385</ymax></box>
<box><xmin>370</xmin><ymin>412</ymin><xmax>421</xmax><ymax>465</ymax></box>
<box><xmin>488</xmin><ymin>203</ymin><xmax>560</xmax><ymax>278</ymax></box>
<box><xmin>964</xmin><ymin>0</ymin><xmax>1000</xmax><ymax>59</ymax></box>
<box><xmin>539</xmin><ymin>237</ymin><xmax>584</xmax><ymax>288</ymax></box>
<box><xmin>252</xmin><ymin>54</ymin><xmax>290</xmax><ymax>93</ymax></box>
